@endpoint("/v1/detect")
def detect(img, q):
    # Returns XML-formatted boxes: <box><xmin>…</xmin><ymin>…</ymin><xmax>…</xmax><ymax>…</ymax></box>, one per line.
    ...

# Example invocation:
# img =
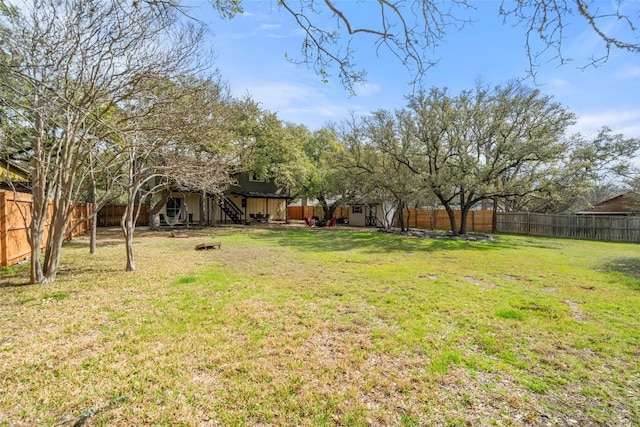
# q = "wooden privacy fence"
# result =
<box><xmin>97</xmin><ymin>204</ymin><xmax>149</xmax><ymax>226</ymax></box>
<box><xmin>496</xmin><ymin>212</ymin><xmax>640</xmax><ymax>243</ymax></box>
<box><xmin>0</xmin><ymin>190</ymin><xmax>93</xmax><ymax>267</ymax></box>
<box><xmin>399</xmin><ymin>208</ymin><xmax>494</xmax><ymax>232</ymax></box>
<box><xmin>287</xmin><ymin>206</ymin><xmax>350</xmax><ymax>221</ymax></box>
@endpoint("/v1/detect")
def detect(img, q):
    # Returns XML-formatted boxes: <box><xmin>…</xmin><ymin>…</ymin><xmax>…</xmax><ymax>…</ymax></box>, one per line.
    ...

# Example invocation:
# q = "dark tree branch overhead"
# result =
<box><xmin>274</xmin><ymin>0</ymin><xmax>470</xmax><ymax>93</ymax></box>
<box><xmin>237</xmin><ymin>0</ymin><xmax>640</xmax><ymax>91</ymax></box>
<box><xmin>500</xmin><ymin>0</ymin><xmax>640</xmax><ymax>73</ymax></box>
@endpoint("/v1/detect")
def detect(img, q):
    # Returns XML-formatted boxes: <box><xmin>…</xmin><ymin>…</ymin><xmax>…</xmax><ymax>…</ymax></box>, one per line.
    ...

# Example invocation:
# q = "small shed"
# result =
<box><xmin>348</xmin><ymin>201</ymin><xmax>395</xmax><ymax>227</ymax></box>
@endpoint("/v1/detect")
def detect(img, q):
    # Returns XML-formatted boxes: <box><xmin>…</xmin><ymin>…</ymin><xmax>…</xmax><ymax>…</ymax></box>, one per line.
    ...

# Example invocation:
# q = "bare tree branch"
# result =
<box><xmin>262</xmin><ymin>1</ymin><xmax>640</xmax><ymax>91</ymax></box>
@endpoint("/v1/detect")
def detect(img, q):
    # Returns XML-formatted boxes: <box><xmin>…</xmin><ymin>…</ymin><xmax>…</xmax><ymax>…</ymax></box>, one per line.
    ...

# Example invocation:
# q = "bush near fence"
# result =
<box><xmin>398</xmin><ymin>208</ymin><xmax>494</xmax><ymax>233</ymax></box>
<box><xmin>0</xmin><ymin>190</ymin><xmax>93</xmax><ymax>267</ymax></box>
<box><xmin>496</xmin><ymin>212</ymin><xmax>640</xmax><ymax>243</ymax></box>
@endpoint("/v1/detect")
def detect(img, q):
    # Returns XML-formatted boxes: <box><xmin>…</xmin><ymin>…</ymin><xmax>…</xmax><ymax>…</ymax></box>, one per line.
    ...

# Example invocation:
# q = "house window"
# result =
<box><xmin>352</xmin><ymin>205</ymin><xmax>362</xmax><ymax>214</ymax></box>
<box><xmin>166</xmin><ymin>198</ymin><xmax>182</xmax><ymax>218</ymax></box>
<box><xmin>249</xmin><ymin>173</ymin><xmax>267</xmax><ymax>182</ymax></box>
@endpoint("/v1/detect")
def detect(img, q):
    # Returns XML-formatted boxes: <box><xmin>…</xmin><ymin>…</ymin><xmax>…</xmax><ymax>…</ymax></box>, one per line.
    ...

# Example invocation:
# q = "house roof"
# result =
<box><xmin>231</xmin><ymin>191</ymin><xmax>292</xmax><ymax>200</ymax></box>
<box><xmin>349</xmin><ymin>199</ymin><xmax>384</xmax><ymax>206</ymax></box>
<box><xmin>0</xmin><ymin>159</ymin><xmax>30</xmax><ymax>183</ymax></box>
<box><xmin>0</xmin><ymin>182</ymin><xmax>32</xmax><ymax>193</ymax></box>
<box><xmin>575</xmin><ymin>192</ymin><xmax>639</xmax><ymax>215</ymax></box>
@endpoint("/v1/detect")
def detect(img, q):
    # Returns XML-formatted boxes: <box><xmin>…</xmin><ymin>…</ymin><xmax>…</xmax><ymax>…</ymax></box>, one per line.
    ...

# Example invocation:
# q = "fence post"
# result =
<box><xmin>0</xmin><ymin>191</ymin><xmax>7</xmax><ymax>267</ymax></box>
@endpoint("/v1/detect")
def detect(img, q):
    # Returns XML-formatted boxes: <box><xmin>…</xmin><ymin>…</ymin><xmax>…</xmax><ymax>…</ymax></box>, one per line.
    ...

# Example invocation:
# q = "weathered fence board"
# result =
<box><xmin>97</xmin><ymin>204</ymin><xmax>149</xmax><ymax>226</ymax></box>
<box><xmin>399</xmin><ymin>209</ymin><xmax>494</xmax><ymax>233</ymax></box>
<box><xmin>287</xmin><ymin>206</ymin><xmax>350</xmax><ymax>221</ymax></box>
<box><xmin>496</xmin><ymin>212</ymin><xmax>640</xmax><ymax>243</ymax></box>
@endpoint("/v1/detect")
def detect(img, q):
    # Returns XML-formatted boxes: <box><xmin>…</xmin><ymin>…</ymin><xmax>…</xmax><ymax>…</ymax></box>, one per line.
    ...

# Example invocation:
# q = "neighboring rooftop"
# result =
<box><xmin>576</xmin><ymin>193</ymin><xmax>639</xmax><ymax>216</ymax></box>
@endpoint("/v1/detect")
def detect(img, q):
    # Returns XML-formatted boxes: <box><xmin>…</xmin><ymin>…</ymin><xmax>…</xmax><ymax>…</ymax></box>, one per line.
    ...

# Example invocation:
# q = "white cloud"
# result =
<box><xmin>232</xmin><ymin>81</ymin><xmax>368</xmax><ymax>128</ymax></box>
<box><xmin>549</xmin><ymin>78</ymin><xmax>570</xmax><ymax>89</ymax></box>
<box><xmin>614</xmin><ymin>66</ymin><xmax>640</xmax><ymax>79</ymax></box>
<box><xmin>569</xmin><ymin>109</ymin><xmax>640</xmax><ymax>138</ymax></box>
<box><xmin>353</xmin><ymin>81</ymin><xmax>382</xmax><ymax>97</ymax></box>
<box><xmin>251</xmin><ymin>23</ymin><xmax>302</xmax><ymax>40</ymax></box>
<box><xmin>256</xmin><ymin>24</ymin><xmax>281</xmax><ymax>32</ymax></box>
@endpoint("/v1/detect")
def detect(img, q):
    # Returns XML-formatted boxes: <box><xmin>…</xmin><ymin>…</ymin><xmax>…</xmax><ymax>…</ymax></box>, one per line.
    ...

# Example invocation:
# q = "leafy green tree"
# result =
<box><xmin>404</xmin><ymin>82</ymin><xmax>575</xmax><ymax>234</ymax></box>
<box><xmin>295</xmin><ymin>127</ymin><xmax>354</xmax><ymax>221</ymax></box>
<box><xmin>511</xmin><ymin>127</ymin><xmax>640</xmax><ymax>213</ymax></box>
<box><xmin>240</xmin><ymin>110</ymin><xmax>311</xmax><ymax>192</ymax></box>
<box><xmin>625</xmin><ymin>177</ymin><xmax>640</xmax><ymax>211</ymax></box>
<box><xmin>355</xmin><ymin>82</ymin><xmax>573</xmax><ymax>235</ymax></box>
<box><xmin>360</xmin><ymin>110</ymin><xmax>424</xmax><ymax>230</ymax></box>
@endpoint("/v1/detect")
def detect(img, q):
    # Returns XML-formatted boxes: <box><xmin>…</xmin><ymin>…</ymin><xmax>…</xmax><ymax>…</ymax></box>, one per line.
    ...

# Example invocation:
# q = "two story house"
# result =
<box><xmin>157</xmin><ymin>173</ymin><xmax>291</xmax><ymax>226</ymax></box>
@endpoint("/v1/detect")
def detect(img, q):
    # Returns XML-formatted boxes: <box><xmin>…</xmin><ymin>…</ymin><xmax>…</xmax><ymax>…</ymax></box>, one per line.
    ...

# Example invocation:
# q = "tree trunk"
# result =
<box><xmin>435</xmin><ymin>191</ymin><xmax>459</xmax><ymax>235</ymax></box>
<box><xmin>121</xmin><ymin>202</ymin><xmax>136</xmax><ymax>272</ymax></box>
<box><xmin>317</xmin><ymin>195</ymin><xmax>342</xmax><ymax>221</ymax></box>
<box><xmin>404</xmin><ymin>203</ymin><xmax>410</xmax><ymax>232</ymax></box>
<box><xmin>150</xmin><ymin>213</ymin><xmax>160</xmax><ymax>229</ymax></box>
<box><xmin>123</xmin><ymin>152</ymin><xmax>139</xmax><ymax>272</ymax></box>
<box><xmin>29</xmin><ymin>178</ymin><xmax>48</xmax><ymax>283</ymax></box>
<box><xmin>43</xmin><ymin>184</ymin><xmax>72</xmax><ymax>282</ymax></box>
<box><xmin>396</xmin><ymin>200</ymin><xmax>406</xmax><ymax>232</ymax></box>
<box><xmin>211</xmin><ymin>198</ymin><xmax>219</xmax><ymax>227</ymax></box>
<box><xmin>492</xmin><ymin>196</ymin><xmax>498</xmax><ymax>233</ymax></box>
<box><xmin>184</xmin><ymin>200</ymin><xmax>190</xmax><ymax>228</ymax></box>
<box><xmin>29</xmin><ymin>103</ymin><xmax>48</xmax><ymax>284</ymax></box>
<box><xmin>326</xmin><ymin>203</ymin><xmax>338</xmax><ymax>221</ymax></box>
<box><xmin>442</xmin><ymin>203</ymin><xmax>458</xmax><ymax>235</ymax></box>
<box><xmin>459</xmin><ymin>204</ymin><xmax>471</xmax><ymax>236</ymax></box>
<box><xmin>90</xmin><ymin>210</ymin><xmax>98</xmax><ymax>255</ymax></box>
<box><xmin>29</xmin><ymin>208</ymin><xmax>47</xmax><ymax>284</ymax></box>
<box><xmin>200</xmin><ymin>190</ymin><xmax>207</xmax><ymax>226</ymax></box>
<box><xmin>149</xmin><ymin>189</ymin><xmax>170</xmax><ymax>230</ymax></box>
<box><xmin>43</xmin><ymin>218</ymin><xmax>65</xmax><ymax>282</ymax></box>
<box><xmin>89</xmin><ymin>174</ymin><xmax>97</xmax><ymax>255</ymax></box>
<box><xmin>317</xmin><ymin>195</ymin><xmax>330</xmax><ymax>220</ymax></box>
<box><xmin>458</xmin><ymin>192</ymin><xmax>476</xmax><ymax>236</ymax></box>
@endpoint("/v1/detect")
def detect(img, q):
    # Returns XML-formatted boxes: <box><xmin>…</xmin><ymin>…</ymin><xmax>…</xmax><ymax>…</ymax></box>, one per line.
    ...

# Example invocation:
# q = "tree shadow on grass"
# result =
<box><xmin>62</xmin><ymin>226</ymin><xmax>231</xmax><ymax>250</ymax></box>
<box><xmin>0</xmin><ymin>279</ymin><xmax>31</xmax><ymax>289</ymax></box>
<box><xmin>601</xmin><ymin>257</ymin><xmax>640</xmax><ymax>291</ymax></box>
<box><xmin>0</xmin><ymin>262</ymin><xmax>32</xmax><ymax>288</ymax></box>
<box><xmin>254</xmin><ymin>228</ymin><xmax>518</xmax><ymax>254</ymax></box>
<box><xmin>62</xmin><ymin>226</ymin><xmax>125</xmax><ymax>250</ymax></box>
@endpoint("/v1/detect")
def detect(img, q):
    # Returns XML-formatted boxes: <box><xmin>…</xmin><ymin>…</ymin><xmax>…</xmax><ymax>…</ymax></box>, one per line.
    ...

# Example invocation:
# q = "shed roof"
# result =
<box><xmin>575</xmin><ymin>193</ymin><xmax>639</xmax><ymax>215</ymax></box>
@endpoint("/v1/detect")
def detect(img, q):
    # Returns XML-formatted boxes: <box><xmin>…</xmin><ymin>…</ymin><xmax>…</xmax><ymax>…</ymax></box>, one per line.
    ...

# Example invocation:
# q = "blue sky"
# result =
<box><xmin>192</xmin><ymin>1</ymin><xmax>639</xmax><ymax>139</ymax></box>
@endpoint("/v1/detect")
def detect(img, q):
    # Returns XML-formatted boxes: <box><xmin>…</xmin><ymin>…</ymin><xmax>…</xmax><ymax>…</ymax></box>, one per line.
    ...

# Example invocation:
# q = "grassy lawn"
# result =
<box><xmin>0</xmin><ymin>226</ymin><xmax>638</xmax><ymax>426</ymax></box>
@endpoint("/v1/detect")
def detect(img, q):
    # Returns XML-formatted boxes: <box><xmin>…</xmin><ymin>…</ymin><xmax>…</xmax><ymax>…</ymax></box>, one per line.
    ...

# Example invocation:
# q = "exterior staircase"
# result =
<box><xmin>218</xmin><ymin>195</ymin><xmax>244</xmax><ymax>224</ymax></box>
